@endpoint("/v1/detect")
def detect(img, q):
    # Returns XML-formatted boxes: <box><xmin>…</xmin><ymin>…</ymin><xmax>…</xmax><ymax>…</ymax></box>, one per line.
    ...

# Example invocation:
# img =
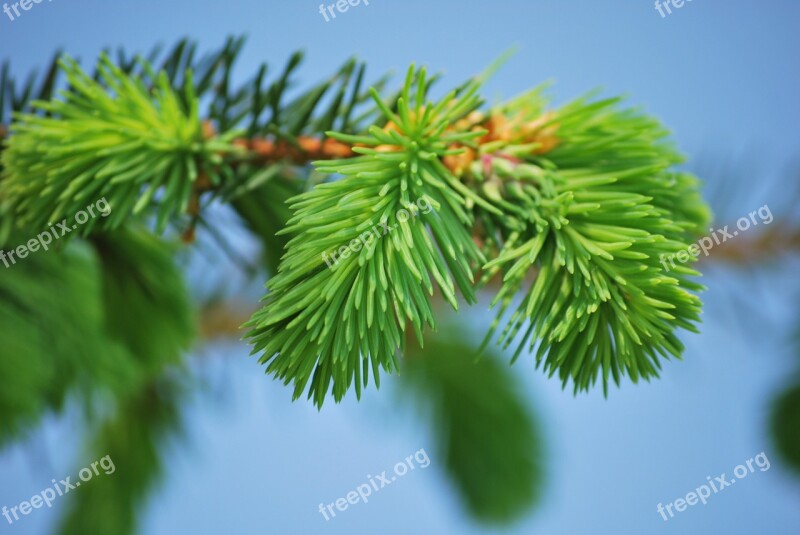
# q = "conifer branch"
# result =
<box><xmin>245</xmin><ymin>67</ymin><xmax>490</xmax><ymax>406</ymax></box>
<box><xmin>0</xmin><ymin>39</ymin><xmax>713</xmax><ymax>409</ymax></box>
<box><xmin>245</xmin><ymin>63</ymin><xmax>710</xmax><ymax>405</ymax></box>
<box><xmin>1</xmin><ymin>54</ymin><xmax>240</xmax><ymax>237</ymax></box>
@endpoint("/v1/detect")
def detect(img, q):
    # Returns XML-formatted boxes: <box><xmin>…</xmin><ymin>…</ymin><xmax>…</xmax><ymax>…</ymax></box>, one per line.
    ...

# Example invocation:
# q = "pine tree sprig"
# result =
<box><xmin>469</xmin><ymin>89</ymin><xmax>710</xmax><ymax>394</ymax></box>
<box><xmin>0</xmin><ymin>53</ymin><xmax>240</xmax><ymax>238</ymax></box>
<box><xmin>0</xmin><ymin>43</ymin><xmax>711</xmax><ymax>409</ymax></box>
<box><xmin>245</xmin><ymin>66</ymin><xmax>491</xmax><ymax>407</ymax></box>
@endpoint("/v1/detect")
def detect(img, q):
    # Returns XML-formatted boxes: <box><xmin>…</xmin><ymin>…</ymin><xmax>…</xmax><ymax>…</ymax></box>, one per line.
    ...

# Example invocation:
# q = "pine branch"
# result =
<box><xmin>0</xmin><ymin>40</ymin><xmax>712</xmax><ymax>410</ymax></box>
<box><xmin>246</xmin><ymin>70</ymin><xmax>710</xmax><ymax>405</ymax></box>
<box><xmin>0</xmin><ymin>54</ymin><xmax>239</xmax><ymax>238</ymax></box>
<box><xmin>245</xmin><ymin>67</ymin><xmax>490</xmax><ymax>406</ymax></box>
<box><xmin>471</xmin><ymin>91</ymin><xmax>709</xmax><ymax>393</ymax></box>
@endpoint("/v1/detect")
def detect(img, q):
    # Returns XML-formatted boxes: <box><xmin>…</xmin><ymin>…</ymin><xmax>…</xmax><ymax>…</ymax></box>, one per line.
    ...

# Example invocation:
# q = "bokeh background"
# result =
<box><xmin>2</xmin><ymin>1</ymin><xmax>800</xmax><ymax>534</ymax></box>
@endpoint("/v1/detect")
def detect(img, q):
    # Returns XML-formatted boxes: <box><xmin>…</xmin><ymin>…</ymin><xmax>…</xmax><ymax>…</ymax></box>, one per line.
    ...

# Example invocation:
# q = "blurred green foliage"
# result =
<box><xmin>404</xmin><ymin>327</ymin><xmax>544</xmax><ymax>523</ymax></box>
<box><xmin>770</xmin><ymin>381</ymin><xmax>800</xmax><ymax>474</ymax></box>
<box><xmin>58</xmin><ymin>376</ymin><xmax>185</xmax><ymax>535</ymax></box>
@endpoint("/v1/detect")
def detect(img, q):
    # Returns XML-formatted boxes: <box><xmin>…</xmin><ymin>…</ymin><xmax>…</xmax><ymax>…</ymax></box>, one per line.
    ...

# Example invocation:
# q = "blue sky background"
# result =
<box><xmin>2</xmin><ymin>1</ymin><xmax>800</xmax><ymax>534</ymax></box>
